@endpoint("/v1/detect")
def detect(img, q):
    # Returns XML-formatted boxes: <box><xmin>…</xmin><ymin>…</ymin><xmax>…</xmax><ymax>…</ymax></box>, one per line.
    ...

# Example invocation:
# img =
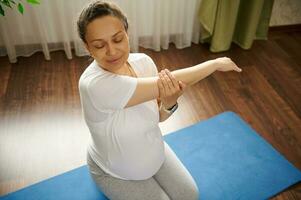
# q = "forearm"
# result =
<box><xmin>126</xmin><ymin>59</ymin><xmax>218</xmax><ymax>108</ymax></box>
<box><xmin>171</xmin><ymin>59</ymin><xmax>218</xmax><ymax>86</ymax></box>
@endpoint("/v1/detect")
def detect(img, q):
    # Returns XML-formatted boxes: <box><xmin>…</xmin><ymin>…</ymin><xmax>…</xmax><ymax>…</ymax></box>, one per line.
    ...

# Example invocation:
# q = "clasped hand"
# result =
<box><xmin>157</xmin><ymin>69</ymin><xmax>186</xmax><ymax>109</ymax></box>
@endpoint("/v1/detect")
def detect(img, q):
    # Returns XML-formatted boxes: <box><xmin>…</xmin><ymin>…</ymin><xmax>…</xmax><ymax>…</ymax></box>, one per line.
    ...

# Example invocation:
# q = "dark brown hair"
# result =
<box><xmin>76</xmin><ymin>1</ymin><xmax>128</xmax><ymax>44</ymax></box>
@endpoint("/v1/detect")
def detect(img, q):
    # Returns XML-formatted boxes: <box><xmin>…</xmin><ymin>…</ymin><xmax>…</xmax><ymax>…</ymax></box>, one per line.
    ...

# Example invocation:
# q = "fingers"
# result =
<box><xmin>159</xmin><ymin>71</ymin><xmax>174</xmax><ymax>96</ymax></box>
<box><xmin>159</xmin><ymin>68</ymin><xmax>186</xmax><ymax>100</ymax></box>
<box><xmin>179</xmin><ymin>81</ymin><xmax>187</xmax><ymax>91</ymax></box>
<box><xmin>157</xmin><ymin>77</ymin><xmax>163</xmax><ymax>98</ymax></box>
<box><xmin>229</xmin><ymin>59</ymin><xmax>242</xmax><ymax>72</ymax></box>
<box><xmin>164</xmin><ymin>69</ymin><xmax>180</xmax><ymax>90</ymax></box>
<box><xmin>236</xmin><ymin>67</ymin><xmax>242</xmax><ymax>72</ymax></box>
<box><xmin>160</xmin><ymin>69</ymin><xmax>174</xmax><ymax>93</ymax></box>
<box><xmin>231</xmin><ymin>63</ymin><xmax>242</xmax><ymax>72</ymax></box>
<box><xmin>158</xmin><ymin>72</ymin><xmax>166</xmax><ymax>97</ymax></box>
<box><xmin>228</xmin><ymin>58</ymin><xmax>242</xmax><ymax>72</ymax></box>
<box><xmin>218</xmin><ymin>57</ymin><xmax>242</xmax><ymax>73</ymax></box>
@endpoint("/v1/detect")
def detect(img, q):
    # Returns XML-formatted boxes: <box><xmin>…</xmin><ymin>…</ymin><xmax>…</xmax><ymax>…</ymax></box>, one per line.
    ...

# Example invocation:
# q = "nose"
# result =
<box><xmin>106</xmin><ymin>42</ymin><xmax>116</xmax><ymax>56</ymax></box>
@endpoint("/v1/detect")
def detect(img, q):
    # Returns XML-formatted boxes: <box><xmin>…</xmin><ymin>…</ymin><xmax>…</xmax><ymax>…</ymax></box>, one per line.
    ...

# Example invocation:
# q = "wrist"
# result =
<box><xmin>166</xmin><ymin>103</ymin><xmax>177</xmax><ymax>110</ymax></box>
<box><xmin>210</xmin><ymin>59</ymin><xmax>220</xmax><ymax>71</ymax></box>
<box><xmin>161</xmin><ymin>102</ymin><xmax>177</xmax><ymax>110</ymax></box>
<box><xmin>160</xmin><ymin>102</ymin><xmax>178</xmax><ymax>114</ymax></box>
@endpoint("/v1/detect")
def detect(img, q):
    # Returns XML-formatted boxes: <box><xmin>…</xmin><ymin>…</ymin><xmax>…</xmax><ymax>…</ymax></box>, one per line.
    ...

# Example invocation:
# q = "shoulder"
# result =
<box><xmin>79</xmin><ymin>60</ymin><xmax>110</xmax><ymax>89</ymax></box>
<box><xmin>129</xmin><ymin>53</ymin><xmax>156</xmax><ymax>69</ymax></box>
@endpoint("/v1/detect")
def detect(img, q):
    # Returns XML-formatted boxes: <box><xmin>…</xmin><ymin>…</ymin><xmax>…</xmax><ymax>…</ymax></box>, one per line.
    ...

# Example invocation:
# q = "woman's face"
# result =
<box><xmin>84</xmin><ymin>15</ymin><xmax>130</xmax><ymax>72</ymax></box>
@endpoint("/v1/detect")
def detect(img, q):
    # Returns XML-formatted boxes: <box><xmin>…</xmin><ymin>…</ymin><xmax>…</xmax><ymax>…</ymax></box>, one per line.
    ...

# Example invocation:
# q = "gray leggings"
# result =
<box><xmin>86</xmin><ymin>141</ymin><xmax>199</xmax><ymax>200</ymax></box>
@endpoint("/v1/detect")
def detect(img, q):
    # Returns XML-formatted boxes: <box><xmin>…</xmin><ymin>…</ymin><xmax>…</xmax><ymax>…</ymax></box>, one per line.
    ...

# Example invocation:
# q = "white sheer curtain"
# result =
<box><xmin>0</xmin><ymin>0</ymin><xmax>202</xmax><ymax>63</ymax></box>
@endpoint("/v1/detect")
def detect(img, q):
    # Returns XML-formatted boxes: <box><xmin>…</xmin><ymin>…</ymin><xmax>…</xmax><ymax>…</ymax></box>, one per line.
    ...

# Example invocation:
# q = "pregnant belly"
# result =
<box><xmin>108</xmin><ymin>128</ymin><xmax>165</xmax><ymax>180</ymax></box>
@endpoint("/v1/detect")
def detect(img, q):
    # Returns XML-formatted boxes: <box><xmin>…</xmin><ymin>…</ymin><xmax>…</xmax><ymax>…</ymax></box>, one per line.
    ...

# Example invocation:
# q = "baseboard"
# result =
<box><xmin>269</xmin><ymin>24</ymin><xmax>301</xmax><ymax>32</ymax></box>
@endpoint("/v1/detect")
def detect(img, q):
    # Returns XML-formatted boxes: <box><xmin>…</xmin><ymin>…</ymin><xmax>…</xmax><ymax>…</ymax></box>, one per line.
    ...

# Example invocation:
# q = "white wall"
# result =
<box><xmin>269</xmin><ymin>0</ymin><xmax>301</xmax><ymax>26</ymax></box>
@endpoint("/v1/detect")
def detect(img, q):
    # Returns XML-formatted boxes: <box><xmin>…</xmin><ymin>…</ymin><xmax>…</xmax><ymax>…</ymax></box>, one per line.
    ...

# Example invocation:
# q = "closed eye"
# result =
<box><xmin>94</xmin><ymin>45</ymin><xmax>104</xmax><ymax>49</ymax></box>
<box><xmin>114</xmin><ymin>38</ymin><xmax>123</xmax><ymax>43</ymax></box>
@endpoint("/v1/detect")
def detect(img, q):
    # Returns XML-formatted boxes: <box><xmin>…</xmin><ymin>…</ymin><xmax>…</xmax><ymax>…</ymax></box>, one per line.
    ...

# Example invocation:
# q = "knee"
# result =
<box><xmin>188</xmin><ymin>185</ymin><xmax>200</xmax><ymax>200</ymax></box>
<box><xmin>174</xmin><ymin>184</ymin><xmax>199</xmax><ymax>200</ymax></box>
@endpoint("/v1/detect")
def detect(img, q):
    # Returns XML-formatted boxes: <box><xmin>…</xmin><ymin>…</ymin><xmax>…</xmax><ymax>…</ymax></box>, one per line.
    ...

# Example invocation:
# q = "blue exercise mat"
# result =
<box><xmin>1</xmin><ymin>111</ymin><xmax>301</xmax><ymax>200</ymax></box>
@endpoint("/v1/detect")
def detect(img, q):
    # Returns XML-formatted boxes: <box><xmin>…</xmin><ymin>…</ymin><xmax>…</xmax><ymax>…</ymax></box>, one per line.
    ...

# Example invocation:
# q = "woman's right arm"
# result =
<box><xmin>125</xmin><ymin>57</ymin><xmax>241</xmax><ymax>108</ymax></box>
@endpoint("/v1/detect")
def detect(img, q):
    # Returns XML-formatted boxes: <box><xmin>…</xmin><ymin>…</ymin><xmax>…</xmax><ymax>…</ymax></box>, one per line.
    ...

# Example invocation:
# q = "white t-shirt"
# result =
<box><xmin>78</xmin><ymin>53</ymin><xmax>165</xmax><ymax>180</ymax></box>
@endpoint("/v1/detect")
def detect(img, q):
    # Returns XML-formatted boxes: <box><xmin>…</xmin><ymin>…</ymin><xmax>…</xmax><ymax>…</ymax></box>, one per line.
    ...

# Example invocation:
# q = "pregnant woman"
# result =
<box><xmin>77</xmin><ymin>1</ymin><xmax>242</xmax><ymax>200</ymax></box>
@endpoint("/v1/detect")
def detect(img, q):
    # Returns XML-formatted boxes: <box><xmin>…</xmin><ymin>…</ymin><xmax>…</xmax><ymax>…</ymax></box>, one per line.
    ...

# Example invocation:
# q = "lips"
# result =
<box><xmin>106</xmin><ymin>56</ymin><xmax>122</xmax><ymax>63</ymax></box>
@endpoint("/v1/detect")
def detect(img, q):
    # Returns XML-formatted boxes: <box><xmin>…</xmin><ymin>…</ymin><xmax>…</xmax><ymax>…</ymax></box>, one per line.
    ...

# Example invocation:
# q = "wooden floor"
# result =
<box><xmin>0</xmin><ymin>27</ymin><xmax>300</xmax><ymax>199</ymax></box>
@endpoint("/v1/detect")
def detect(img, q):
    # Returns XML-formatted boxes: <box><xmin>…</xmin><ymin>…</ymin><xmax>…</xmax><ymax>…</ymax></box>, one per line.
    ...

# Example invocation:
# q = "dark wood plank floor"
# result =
<box><xmin>0</xmin><ymin>27</ymin><xmax>300</xmax><ymax>199</ymax></box>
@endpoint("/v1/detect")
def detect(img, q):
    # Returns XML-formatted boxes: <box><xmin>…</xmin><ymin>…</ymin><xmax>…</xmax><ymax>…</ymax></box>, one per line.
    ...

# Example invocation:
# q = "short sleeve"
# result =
<box><xmin>144</xmin><ymin>55</ymin><xmax>159</xmax><ymax>76</ymax></box>
<box><xmin>87</xmin><ymin>73</ymin><xmax>137</xmax><ymax>113</ymax></box>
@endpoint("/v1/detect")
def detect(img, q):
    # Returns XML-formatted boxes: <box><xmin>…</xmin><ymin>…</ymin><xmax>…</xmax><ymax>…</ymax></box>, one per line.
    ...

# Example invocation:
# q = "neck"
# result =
<box><xmin>112</xmin><ymin>62</ymin><xmax>131</xmax><ymax>76</ymax></box>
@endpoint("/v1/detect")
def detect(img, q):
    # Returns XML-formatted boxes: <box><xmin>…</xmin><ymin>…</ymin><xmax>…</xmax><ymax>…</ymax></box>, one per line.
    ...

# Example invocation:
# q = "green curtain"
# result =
<box><xmin>199</xmin><ymin>0</ymin><xmax>274</xmax><ymax>52</ymax></box>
